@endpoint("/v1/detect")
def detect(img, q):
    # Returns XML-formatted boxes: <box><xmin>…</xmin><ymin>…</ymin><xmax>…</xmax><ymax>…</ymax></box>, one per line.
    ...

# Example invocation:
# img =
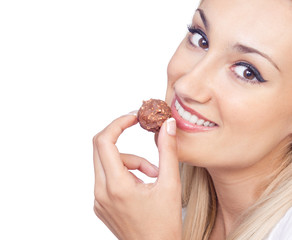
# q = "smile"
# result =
<box><xmin>171</xmin><ymin>97</ymin><xmax>218</xmax><ymax>132</ymax></box>
<box><xmin>175</xmin><ymin>100</ymin><xmax>216</xmax><ymax>127</ymax></box>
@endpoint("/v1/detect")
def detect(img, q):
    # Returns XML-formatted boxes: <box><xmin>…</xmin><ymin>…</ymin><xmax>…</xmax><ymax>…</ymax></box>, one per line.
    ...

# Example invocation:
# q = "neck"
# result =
<box><xmin>209</xmin><ymin>168</ymin><xmax>267</xmax><ymax>235</ymax></box>
<box><xmin>207</xmin><ymin>140</ymin><xmax>288</xmax><ymax>237</ymax></box>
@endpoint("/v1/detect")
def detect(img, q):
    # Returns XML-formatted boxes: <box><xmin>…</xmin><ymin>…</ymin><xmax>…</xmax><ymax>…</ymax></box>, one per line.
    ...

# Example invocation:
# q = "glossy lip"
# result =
<box><xmin>171</xmin><ymin>95</ymin><xmax>218</xmax><ymax>133</ymax></box>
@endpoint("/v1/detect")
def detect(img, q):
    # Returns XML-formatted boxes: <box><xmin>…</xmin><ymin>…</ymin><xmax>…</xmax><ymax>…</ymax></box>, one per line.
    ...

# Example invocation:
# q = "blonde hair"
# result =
<box><xmin>181</xmin><ymin>142</ymin><xmax>292</xmax><ymax>240</ymax></box>
<box><xmin>180</xmin><ymin>1</ymin><xmax>292</xmax><ymax>239</ymax></box>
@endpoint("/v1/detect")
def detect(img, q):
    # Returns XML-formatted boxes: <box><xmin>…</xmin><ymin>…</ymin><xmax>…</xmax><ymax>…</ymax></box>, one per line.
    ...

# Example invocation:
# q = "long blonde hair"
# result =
<box><xmin>181</xmin><ymin>142</ymin><xmax>292</xmax><ymax>240</ymax></box>
<box><xmin>180</xmin><ymin>1</ymin><xmax>292</xmax><ymax>239</ymax></box>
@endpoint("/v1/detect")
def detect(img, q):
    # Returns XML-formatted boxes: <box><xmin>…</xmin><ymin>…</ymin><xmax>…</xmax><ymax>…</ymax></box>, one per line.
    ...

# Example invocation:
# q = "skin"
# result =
<box><xmin>166</xmin><ymin>0</ymin><xmax>292</xmax><ymax>238</ymax></box>
<box><xmin>93</xmin><ymin>0</ymin><xmax>292</xmax><ymax>239</ymax></box>
<box><xmin>93</xmin><ymin>116</ymin><xmax>182</xmax><ymax>240</ymax></box>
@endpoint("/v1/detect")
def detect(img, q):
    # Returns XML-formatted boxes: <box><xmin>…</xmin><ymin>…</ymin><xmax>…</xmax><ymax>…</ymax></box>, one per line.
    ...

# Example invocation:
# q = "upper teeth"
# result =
<box><xmin>175</xmin><ymin>100</ymin><xmax>216</xmax><ymax>127</ymax></box>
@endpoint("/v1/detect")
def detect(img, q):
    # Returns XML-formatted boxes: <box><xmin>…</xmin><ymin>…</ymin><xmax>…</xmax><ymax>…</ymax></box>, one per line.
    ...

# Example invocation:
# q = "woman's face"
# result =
<box><xmin>166</xmin><ymin>0</ymin><xmax>292</xmax><ymax>170</ymax></box>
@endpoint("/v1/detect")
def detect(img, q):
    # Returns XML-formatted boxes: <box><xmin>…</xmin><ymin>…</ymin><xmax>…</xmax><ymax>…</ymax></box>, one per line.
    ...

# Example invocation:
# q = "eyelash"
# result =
<box><xmin>187</xmin><ymin>25</ymin><xmax>208</xmax><ymax>49</ymax></box>
<box><xmin>231</xmin><ymin>62</ymin><xmax>267</xmax><ymax>84</ymax></box>
<box><xmin>187</xmin><ymin>25</ymin><xmax>204</xmax><ymax>35</ymax></box>
<box><xmin>187</xmin><ymin>25</ymin><xmax>267</xmax><ymax>85</ymax></box>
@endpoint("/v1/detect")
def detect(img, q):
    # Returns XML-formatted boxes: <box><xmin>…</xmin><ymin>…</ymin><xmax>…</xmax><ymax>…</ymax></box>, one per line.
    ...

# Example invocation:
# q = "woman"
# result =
<box><xmin>92</xmin><ymin>0</ymin><xmax>292</xmax><ymax>239</ymax></box>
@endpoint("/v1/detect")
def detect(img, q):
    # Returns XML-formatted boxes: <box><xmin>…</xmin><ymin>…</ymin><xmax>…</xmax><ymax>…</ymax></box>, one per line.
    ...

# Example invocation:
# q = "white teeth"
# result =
<box><xmin>196</xmin><ymin>119</ymin><xmax>205</xmax><ymax>126</ymax></box>
<box><xmin>209</xmin><ymin>123</ymin><xmax>215</xmax><ymax>127</ymax></box>
<box><xmin>182</xmin><ymin>111</ymin><xmax>191</xmax><ymax>121</ymax></box>
<box><xmin>175</xmin><ymin>100</ymin><xmax>216</xmax><ymax>127</ymax></box>
<box><xmin>189</xmin><ymin>115</ymin><xmax>198</xmax><ymax>124</ymax></box>
<box><xmin>203</xmin><ymin>121</ymin><xmax>210</xmax><ymax>127</ymax></box>
<box><xmin>175</xmin><ymin>100</ymin><xmax>180</xmax><ymax>109</ymax></box>
<box><xmin>178</xmin><ymin>107</ymin><xmax>184</xmax><ymax>116</ymax></box>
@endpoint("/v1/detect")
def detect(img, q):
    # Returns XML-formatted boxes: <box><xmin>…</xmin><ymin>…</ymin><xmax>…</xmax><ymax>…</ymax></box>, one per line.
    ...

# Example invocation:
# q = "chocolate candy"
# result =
<box><xmin>137</xmin><ymin>99</ymin><xmax>172</xmax><ymax>133</ymax></box>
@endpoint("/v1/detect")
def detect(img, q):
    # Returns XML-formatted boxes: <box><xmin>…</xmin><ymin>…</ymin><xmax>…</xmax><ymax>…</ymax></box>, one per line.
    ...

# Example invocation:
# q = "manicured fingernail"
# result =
<box><xmin>126</xmin><ymin>110</ymin><xmax>138</xmax><ymax>116</ymax></box>
<box><xmin>166</xmin><ymin>118</ymin><xmax>176</xmax><ymax>136</ymax></box>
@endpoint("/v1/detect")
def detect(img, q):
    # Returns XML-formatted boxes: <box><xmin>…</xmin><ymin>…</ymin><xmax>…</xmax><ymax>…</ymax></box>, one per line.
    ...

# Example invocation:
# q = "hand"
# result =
<box><xmin>92</xmin><ymin>112</ymin><xmax>182</xmax><ymax>240</ymax></box>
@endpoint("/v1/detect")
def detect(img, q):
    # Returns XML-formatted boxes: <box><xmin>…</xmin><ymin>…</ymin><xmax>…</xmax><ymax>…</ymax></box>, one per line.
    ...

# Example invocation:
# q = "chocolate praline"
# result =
<box><xmin>137</xmin><ymin>99</ymin><xmax>172</xmax><ymax>133</ymax></box>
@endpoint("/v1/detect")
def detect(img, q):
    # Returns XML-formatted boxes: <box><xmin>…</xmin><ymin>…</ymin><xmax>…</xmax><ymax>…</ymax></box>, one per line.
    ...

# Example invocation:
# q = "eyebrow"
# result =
<box><xmin>196</xmin><ymin>8</ymin><xmax>209</xmax><ymax>31</ymax></box>
<box><xmin>196</xmin><ymin>8</ymin><xmax>280</xmax><ymax>72</ymax></box>
<box><xmin>233</xmin><ymin>44</ymin><xmax>280</xmax><ymax>72</ymax></box>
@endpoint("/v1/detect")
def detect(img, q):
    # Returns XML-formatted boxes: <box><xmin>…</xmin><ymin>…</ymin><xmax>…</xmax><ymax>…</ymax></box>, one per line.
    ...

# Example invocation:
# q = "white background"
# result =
<box><xmin>0</xmin><ymin>0</ymin><xmax>199</xmax><ymax>239</ymax></box>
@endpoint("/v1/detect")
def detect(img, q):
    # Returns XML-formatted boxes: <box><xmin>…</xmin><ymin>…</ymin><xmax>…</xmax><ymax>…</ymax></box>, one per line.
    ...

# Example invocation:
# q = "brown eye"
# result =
<box><xmin>243</xmin><ymin>69</ymin><xmax>255</xmax><ymax>80</ymax></box>
<box><xmin>232</xmin><ymin>62</ymin><xmax>267</xmax><ymax>83</ymax></box>
<box><xmin>199</xmin><ymin>38</ymin><xmax>208</xmax><ymax>49</ymax></box>
<box><xmin>233</xmin><ymin>65</ymin><xmax>256</xmax><ymax>81</ymax></box>
<box><xmin>189</xmin><ymin>32</ymin><xmax>209</xmax><ymax>50</ymax></box>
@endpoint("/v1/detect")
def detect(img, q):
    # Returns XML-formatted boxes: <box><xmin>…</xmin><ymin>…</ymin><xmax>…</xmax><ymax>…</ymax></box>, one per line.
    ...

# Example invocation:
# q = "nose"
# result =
<box><xmin>174</xmin><ymin>54</ymin><xmax>216</xmax><ymax>105</ymax></box>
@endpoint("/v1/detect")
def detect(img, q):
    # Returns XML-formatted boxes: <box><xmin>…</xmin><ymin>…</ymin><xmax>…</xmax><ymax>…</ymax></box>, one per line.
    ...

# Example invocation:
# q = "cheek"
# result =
<box><xmin>165</xmin><ymin>47</ymin><xmax>186</xmax><ymax>105</ymax></box>
<box><xmin>224</xmin><ymin>94</ymin><xmax>289</xmax><ymax>138</ymax></box>
<box><xmin>219</xmin><ymin>96</ymin><xmax>284</xmax><ymax>152</ymax></box>
<box><xmin>167</xmin><ymin>40</ymin><xmax>201</xmax><ymax>86</ymax></box>
<box><xmin>175</xmin><ymin>96</ymin><xmax>291</xmax><ymax>168</ymax></box>
<box><xmin>167</xmin><ymin>52</ymin><xmax>184</xmax><ymax>86</ymax></box>
<box><xmin>166</xmin><ymin>42</ymin><xmax>202</xmax><ymax>104</ymax></box>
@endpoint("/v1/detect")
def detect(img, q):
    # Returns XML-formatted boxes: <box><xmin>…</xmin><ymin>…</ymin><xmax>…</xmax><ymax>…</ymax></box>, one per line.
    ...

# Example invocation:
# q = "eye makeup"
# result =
<box><xmin>231</xmin><ymin>62</ymin><xmax>267</xmax><ymax>84</ymax></box>
<box><xmin>187</xmin><ymin>26</ymin><xmax>208</xmax><ymax>40</ymax></box>
<box><xmin>187</xmin><ymin>25</ymin><xmax>209</xmax><ymax>50</ymax></box>
<box><xmin>187</xmin><ymin>25</ymin><xmax>267</xmax><ymax>85</ymax></box>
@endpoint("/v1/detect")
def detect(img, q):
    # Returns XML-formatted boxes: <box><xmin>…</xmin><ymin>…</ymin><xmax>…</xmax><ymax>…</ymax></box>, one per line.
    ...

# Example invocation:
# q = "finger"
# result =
<box><xmin>129</xmin><ymin>171</ymin><xmax>144</xmax><ymax>183</ymax></box>
<box><xmin>93</xmin><ymin>141</ymin><xmax>106</xmax><ymax>185</ymax></box>
<box><xmin>154</xmin><ymin>132</ymin><xmax>158</xmax><ymax>147</ymax></box>
<box><xmin>157</xmin><ymin>118</ymin><xmax>180</xmax><ymax>184</ymax></box>
<box><xmin>95</xmin><ymin>113</ymin><xmax>138</xmax><ymax>180</ymax></box>
<box><xmin>120</xmin><ymin>153</ymin><xmax>159</xmax><ymax>178</ymax></box>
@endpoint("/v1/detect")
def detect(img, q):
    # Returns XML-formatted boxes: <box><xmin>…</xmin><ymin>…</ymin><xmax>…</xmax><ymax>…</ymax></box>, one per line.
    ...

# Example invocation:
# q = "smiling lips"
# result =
<box><xmin>171</xmin><ymin>97</ymin><xmax>217</xmax><ymax>132</ymax></box>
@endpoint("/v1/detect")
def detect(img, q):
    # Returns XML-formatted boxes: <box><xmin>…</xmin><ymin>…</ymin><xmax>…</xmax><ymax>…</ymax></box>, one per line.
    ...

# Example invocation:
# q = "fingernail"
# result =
<box><xmin>126</xmin><ymin>110</ymin><xmax>138</xmax><ymax>116</ymax></box>
<box><xmin>166</xmin><ymin>118</ymin><xmax>176</xmax><ymax>136</ymax></box>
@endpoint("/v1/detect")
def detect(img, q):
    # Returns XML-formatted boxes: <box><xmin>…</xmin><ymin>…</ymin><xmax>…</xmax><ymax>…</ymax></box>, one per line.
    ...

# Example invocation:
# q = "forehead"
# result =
<box><xmin>199</xmin><ymin>0</ymin><xmax>292</xmax><ymax>73</ymax></box>
<box><xmin>199</xmin><ymin>0</ymin><xmax>292</xmax><ymax>39</ymax></box>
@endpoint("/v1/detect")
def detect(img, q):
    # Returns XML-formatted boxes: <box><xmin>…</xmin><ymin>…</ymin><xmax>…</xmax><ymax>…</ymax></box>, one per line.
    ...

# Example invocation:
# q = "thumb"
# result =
<box><xmin>157</xmin><ymin>118</ymin><xmax>180</xmax><ymax>184</ymax></box>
